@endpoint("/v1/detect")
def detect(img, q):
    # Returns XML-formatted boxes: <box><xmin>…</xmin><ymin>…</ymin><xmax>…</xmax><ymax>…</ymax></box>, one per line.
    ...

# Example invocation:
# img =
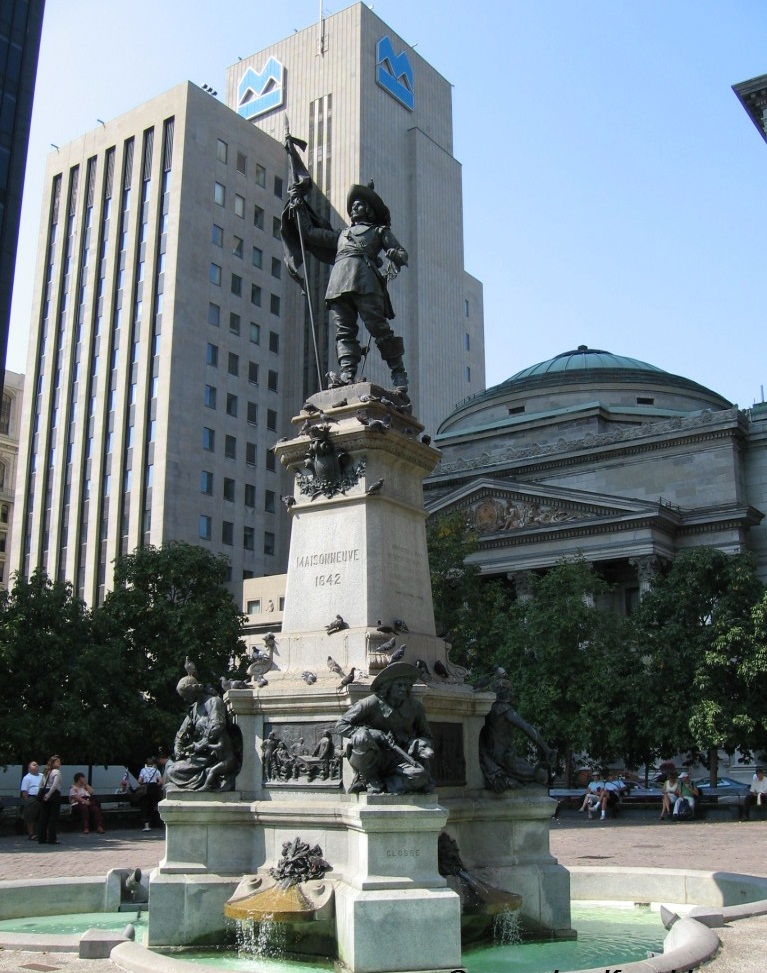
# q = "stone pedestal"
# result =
<box><xmin>149</xmin><ymin>384</ymin><xmax>572</xmax><ymax>964</ymax></box>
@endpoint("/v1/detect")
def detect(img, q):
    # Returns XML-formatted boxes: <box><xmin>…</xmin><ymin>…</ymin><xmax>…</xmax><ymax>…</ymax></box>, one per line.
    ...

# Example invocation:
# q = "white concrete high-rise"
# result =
<box><xmin>12</xmin><ymin>83</ymin><xmax>292</xmax><ymax>602</ymax></box>
<box><xmin>227</xmin><ymin>2</ymin><xmax>485</xmax><ymax>435</ymax></box>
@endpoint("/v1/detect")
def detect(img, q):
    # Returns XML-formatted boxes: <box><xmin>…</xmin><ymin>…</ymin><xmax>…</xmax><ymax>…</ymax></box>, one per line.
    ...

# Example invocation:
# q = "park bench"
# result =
<box><xmin>1</xmin><ymin>791</ymin><xmax>143</xmax><ymax>834</ymax></box>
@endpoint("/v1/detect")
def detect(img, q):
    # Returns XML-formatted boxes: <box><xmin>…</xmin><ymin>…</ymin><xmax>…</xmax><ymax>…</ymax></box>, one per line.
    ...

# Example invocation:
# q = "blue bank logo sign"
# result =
<box><xmin>238</xmin><ymin>56</ymin><xmax>285</xmax><ymax>121</ymax></box>
<box><xmin>376</xmin><ymin>37</ymin><xmax>414</xmax><ymax>111</ymax></box>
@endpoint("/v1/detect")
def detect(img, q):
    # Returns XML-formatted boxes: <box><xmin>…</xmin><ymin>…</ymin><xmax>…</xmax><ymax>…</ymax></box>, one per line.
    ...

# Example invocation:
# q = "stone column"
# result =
<box><xmin>630</xmin><ymin>554</ymin><xmax>663</xmax><ymax>599</ymax></box>
<box><xmin>509</xmin><ymin>570</ymin><xmax>534</xmax><ymax>602</ymax></box>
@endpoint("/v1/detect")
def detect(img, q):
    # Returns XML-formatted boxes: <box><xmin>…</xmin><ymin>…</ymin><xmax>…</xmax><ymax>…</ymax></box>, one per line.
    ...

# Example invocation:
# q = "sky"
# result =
<box><xmin>9</xmin><ymin>1</ymin><xmax>767</xmax><ymax>408</ymax></box>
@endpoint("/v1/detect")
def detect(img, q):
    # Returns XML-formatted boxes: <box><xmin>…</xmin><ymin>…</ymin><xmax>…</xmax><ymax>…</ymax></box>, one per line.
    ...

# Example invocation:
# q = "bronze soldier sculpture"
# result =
<box><xmin>281</xmin><ymin>134</ymin><xmax>409</xmax><ymax>390</ymax></box>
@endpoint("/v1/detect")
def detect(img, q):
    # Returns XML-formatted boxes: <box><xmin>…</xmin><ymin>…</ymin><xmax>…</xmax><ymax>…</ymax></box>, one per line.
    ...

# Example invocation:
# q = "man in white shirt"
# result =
<box><xmin>743</xmin><ymin>766</ymin><xmax>767</xmax><ymax>821</ymax></box>
<box><xmin>19</xmin><ymin>761</ymin><xmax>41</xmax><ymax>839</ymax></box>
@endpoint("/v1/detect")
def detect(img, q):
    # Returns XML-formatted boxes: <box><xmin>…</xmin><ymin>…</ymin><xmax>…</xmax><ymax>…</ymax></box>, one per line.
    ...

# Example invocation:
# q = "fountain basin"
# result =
<box><xmin>225</xmin><ymin>877</ymin><xmax>334</xmax><ymax>923</ymax></box>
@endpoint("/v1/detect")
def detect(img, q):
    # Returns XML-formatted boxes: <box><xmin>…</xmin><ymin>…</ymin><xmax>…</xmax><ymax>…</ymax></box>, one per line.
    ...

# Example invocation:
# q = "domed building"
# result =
<box><xmin>424</xmin><ymin>345</ymin><xmax>767</xmax><ymax>606</ymax></box>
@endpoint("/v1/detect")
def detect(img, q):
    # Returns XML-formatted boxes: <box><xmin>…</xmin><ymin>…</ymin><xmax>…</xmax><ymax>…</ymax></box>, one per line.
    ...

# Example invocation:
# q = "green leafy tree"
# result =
<box><xmin>0</xmin><ymin>569</ymin><xmax>103</xmax><ymax>765</ymax></box>
<box><xmin>94</xmin><ymin>542</ymin><xmax>248</xmax><ymax>765</ymax></box>
<box><xmin>633</xmin><ymin>548</ymin><xmax>764</xmax><ymax>781</ymax></box>
<box><xmin>496</xmin><ymin>557</ymin><xmax>641</xmax><ymax>782</ymax></box>
<box><xmin>426</xmin><ymin>512</ymin><xmax>511</xmax><ymax>670</ymax></box>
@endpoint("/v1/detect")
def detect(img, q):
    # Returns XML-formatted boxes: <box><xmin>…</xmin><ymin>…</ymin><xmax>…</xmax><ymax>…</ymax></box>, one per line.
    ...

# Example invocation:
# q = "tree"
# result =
<box><xmin>0</xmin><ymin>569</ymin><xmax>101</xmax><ymax>765</ymax></box>
<box><xmin>633</xmin><ymin>548</ymin><xmax>764</xmax><ymax>781</ymax></box>
<box><xmin>95</xmin><ymin>542</ymin><xmax>248</xmax><ymax>765</ymax></box>
<box><xmin>495</xmin><ymin>557</ymin><xmax>641</xmax><ymax>782</ymax></box>
<box><xmin>426</xmin><ymin>512</ymin><xmax>511</xmax><ymax>671</ymax></box>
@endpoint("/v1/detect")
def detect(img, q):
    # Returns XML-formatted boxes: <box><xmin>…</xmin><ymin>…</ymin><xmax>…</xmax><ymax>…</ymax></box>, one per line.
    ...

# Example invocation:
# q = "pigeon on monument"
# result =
<box><xmin>376</xmin><ymin>635</ymin><xmax>397</xmax><ymax>653</ymax></box>
<box><xmin>327</xmin><ymin>655</ymin><xmax>345</xmax><ymax>676</ymax></box>
<box><xmin>337</xmin><ymin>667</ymin><xmax>356</xmax><ymax>690</ymax></box>
<box><xmin>301</xmin><ymin>671</ymin><xmax>317</xmax><ymax>685</ymax></box>
<box><xmin>366</xmin><ymin>478</ymin><xmax>385</xmax><ymax>495</ymax></box>
<box><xmin>386</xmin><ymin>644</ymin><xmax>407</xmax><ymax>664</ymax></box>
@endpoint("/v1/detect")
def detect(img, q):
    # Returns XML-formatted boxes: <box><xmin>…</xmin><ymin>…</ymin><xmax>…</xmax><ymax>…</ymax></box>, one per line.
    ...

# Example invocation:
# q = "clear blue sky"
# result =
<box><xmin>9</xmin><ymin>1</ymin><xmax>767</xmax><ymax>408</ymax></box>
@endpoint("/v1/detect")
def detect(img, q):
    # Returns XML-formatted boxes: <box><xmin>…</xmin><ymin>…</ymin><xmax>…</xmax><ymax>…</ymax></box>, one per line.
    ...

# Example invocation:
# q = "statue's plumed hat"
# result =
<box><xmin>371</xmin><ymin>661</ymin><xmax>420</xmax><ymax>693</ymax></box>
<box><xmin>346</xmin><ymin>180</ymin><xmax>391</xmax><ymax>226</ymax></box>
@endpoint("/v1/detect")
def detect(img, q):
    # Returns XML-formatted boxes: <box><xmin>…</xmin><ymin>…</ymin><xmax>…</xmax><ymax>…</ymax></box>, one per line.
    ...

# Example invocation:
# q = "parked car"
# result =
<box><xmin>693</xmin><ymin>776</ymin><xmax>751</xmax><ymax>797</ymax></box>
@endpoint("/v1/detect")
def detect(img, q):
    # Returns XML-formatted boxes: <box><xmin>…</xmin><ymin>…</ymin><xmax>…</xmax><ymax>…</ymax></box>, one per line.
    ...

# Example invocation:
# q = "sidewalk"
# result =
<box><xmin>1</xmin><ymin>815</ymin><xmax>766</xmax><ymax>971</ymax></box>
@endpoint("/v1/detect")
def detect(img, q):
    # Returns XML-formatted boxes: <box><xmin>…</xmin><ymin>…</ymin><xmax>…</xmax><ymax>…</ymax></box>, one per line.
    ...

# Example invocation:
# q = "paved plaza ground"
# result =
<box><xmin>0</xmin><ymin>812</ymin><xmax>765</xmax><ymax>971</ymax></box>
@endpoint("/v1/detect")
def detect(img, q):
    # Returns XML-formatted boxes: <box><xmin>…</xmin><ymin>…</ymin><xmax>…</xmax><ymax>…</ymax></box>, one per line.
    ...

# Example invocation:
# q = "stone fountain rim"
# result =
<box><xmin>1</xmin><ymin>867</ymin><xmax>766</xmax><ymax>973</ymax></box>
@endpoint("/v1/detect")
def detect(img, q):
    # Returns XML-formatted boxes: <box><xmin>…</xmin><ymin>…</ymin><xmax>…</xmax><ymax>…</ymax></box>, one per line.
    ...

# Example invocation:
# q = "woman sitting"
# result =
<box><xmin>660</xmin><ymin>769</ymin><xmax>681</xmax><ymax>820</ymax></box>
<box><xmin>673</xmin><ymin>772</ymin><xmax>700</xmax><ymax>819</ymax></box>
<box><xmin>69</xmin><ymin>773</ymin><xmax>105</xmax><ymax>834</ymax></box>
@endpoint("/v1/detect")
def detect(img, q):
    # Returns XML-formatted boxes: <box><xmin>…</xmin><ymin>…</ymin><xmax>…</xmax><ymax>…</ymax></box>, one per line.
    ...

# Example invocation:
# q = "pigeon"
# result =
<box><xmin>302</xmin><ymin>403</ymin><xmax>320</xmax><ymax>414</ymax></box>
<box><xmin>184</xmin><ymin>657</ymin><xmax>198</xmax><ymax>678</ymax></box>
<box><xmin>386</xmin><ymin>644</ymin><xmax>407</xmax><ymax>664</ymax></box>
<box><xmin>326</xmin><ymin>614</ymin><xmax>348</xmax><ymax>634</ymax></box>
<box><xmin>376</xmin><ymin>635</ymin><xmax>397</xmax><ymax>653</ymax></box>
<box><xmin>326</xmin><ymin>371</ymin><xmax>344</xmax><ymax>388</ymax></box>
<box><xmin>421</xmin><ymin>434</ymin><xmax>432</xmax><ymax>445</ymax></box>
<box><xmin>393</xmin><ymin>619</ymin><xmax>409</xmax><ymax>633</ymax></box>
<box><xmin>263</xmin><ymin>632</ymin><xmax>277</xmax><ymax>649</ymax></box>
<box><xmin>256</xmin><ymin>676</ymin><xmax>269</xmax><ymax>688</ymax></box>
<box><xmin>301</xmin><ymin>671</ymin><xmax>317</xmax><ymax>685</ymax></box>
<box><xmin>220</xmin><ymin>675</ymin><xmax>233</xmax><ymax>692</ymax></box>
<box><xmin>327</xmin><ymin>655</ymin><xmax>345</xmax><ymax>676</ymax></box>
<box><xmin>377</xmin><ymin>621</ymin><xmax>396</xmax><ymax>635</ymax></box>
<box><xmin>366</xmin><ymin>478</ymin><xmax>385</xmax><ymax>495</ymax></box>
<box><xmin>281</xmin><ymin>495</ymin><xmax>296</xmax><ymax>509</ymax></box>
<box><xmin>434</xmin><ymin>660</ymin><xmax>449</xmax><ymax>679</ymax></box>
<box><xmin>337</xmin><ymin>667</ymin><xmax>356</xmax><ymax>690</ymax></box>
<box><xmin>415</xmin><ymin>659</ymin><xmax>431</xmax><ymax>676</ymax></box>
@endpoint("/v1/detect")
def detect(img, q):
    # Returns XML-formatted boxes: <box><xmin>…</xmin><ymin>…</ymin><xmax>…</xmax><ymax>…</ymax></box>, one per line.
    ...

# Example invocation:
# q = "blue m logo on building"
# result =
<box><xmin>238</xmin><ymin>57</ymin><xmax>286</xmax><ymax>121</ymax></box>
<box><xmin>376</xmin><ymin>37</ymin><xmax>414</xmax><ymax>111</ymax></box>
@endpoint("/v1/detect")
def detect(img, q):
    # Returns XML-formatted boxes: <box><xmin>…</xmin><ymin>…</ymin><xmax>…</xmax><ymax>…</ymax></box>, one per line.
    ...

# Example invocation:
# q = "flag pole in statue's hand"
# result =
<box><xmin>284</xmin><ymin>117</ymin><xmax>324</xmax><ymax>390</ymax></box>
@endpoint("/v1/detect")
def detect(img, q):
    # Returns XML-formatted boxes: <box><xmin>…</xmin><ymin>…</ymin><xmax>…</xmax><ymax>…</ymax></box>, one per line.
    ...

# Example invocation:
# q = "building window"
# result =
<box><xmin>508</xmin><ymin>405</ymin><xmax>525</xmax><ymax>416</ymax></box>
<box><xmin>250</xmin><ymin>322</ymin><xmax>261</xmax><ymax>345</ymax></box>
<box><xmin>249</xmin><ymin>361</ymin><xmax>259</xmax><ymax>385</ymax></box>
<box><xmin>637</xmin><ymin>396</ymin><xmax>655</xmax><ymax>405</ymax></box>
<box><xmin>255</xmin><ymin>164</ymin><xmax>266</xmax><ymax>187</ymax></box>
<box><xmin>232</xmin><ymin>235</ymin><xmax>243</xmax><ymax>258</ymax></box>
<box><xmin>247</xmin><ymin>598</ymin><xmax>262</xmax><ymax>614</ymax></box>
<box><xmin>272</xmin><ymin>216</ymin><xmax>281</xmax><ymax>239</ymax></box>
<box><xmin>210</xmin><ymin>263</ymin><xmax>222</xmax><ymax>285</ymax></box>
<box><xmin>265</xmin><ymin>490</ymin><xmax>276</xmax><ymax>513</ymax></box>
<box><xmin>208</xmin><ymin>302</ymin><xmax>220</xmax><ymax>326</ymax></box>
<box><xmin>216</xmin><ymin>139</ymin><xmax>228</xmax><ymax>163</ymax></box>
<box><xmin>266</xmin><ymin>448</ymin><xmax>276</xmax><ymax>471</ymax></box>
<box><xmin>246</xmin><ymin>442</ymin><xmax>257</xmax><ymax>466</ymax></box>
<box><xmin>226</xmin><ymin>393</ymin><xmax>238</xmax><ymax>417</ymax></box>
<box><xmin>204</xmin><ymin>385</ymin><xmax>217</xmax><ymax>409</ymax></box>
<box><xmin>244</xmin><ymin>526</ymin><xmax>255</xmax><ymax>550</ymax></box>
<box><xmin>464</xmin><ymin>298</ymin><xmax>470</xmax><ymax>317</ymax></box>
<box><xmin>206</xmin><ymin>342</ymin><xmax>219</xmax><ymax>367</ymax></box>
<box><xmin>202</xmin><ymin>427</ymin><xmax>215</xmax><ymax>451</ymax></box>
<box><xmin>228</xmin><ymin>352</ymin><xmax>239</xmax><ymax>376</ymax></box>
<box><xmin>231</xmin><ymin>273</ymin><xmax>242</xmax><ymax>297</ymax></box>
<box><xmin>199</xmin><ymin>515</ymin><xmax>212</xmax><ymax>540</ymax></box>
<box><xmin>251</xmin><ymin>284</ymin><xmax>262</xmax><ymax>306</ymax></box>
<box><xmin>223</xmin><ymin>477</ymin><xmax>235</xmax><ymax>502</ymax></box>
<box><xmin>270</xmin><ymin>294</ymin><xmax>280</xmax><ymax>316</ymax></box>
<box><xmin>274</xmin><ymin>175</ymin><xmax>283</xmax><ymax>198</ymax></box>
<box><xmin>214</xmin><ymin>182</ymin><xmax>225</xmax><ymax>206</ymax></box>
<box><xmin>253</xmin><ymin>204</ymin><xmax>264</xmax><ymax>229</ymax></box>
<box><xmin>212</xmin><ymin>224</ymin><xmax>223</xmax><ymax>247</ymax></box>
<box><xmin>234</xmin><ymin>193</ymin><xmax>245</xmax><ymax>218</ymax></box>
<box><xmin>252</xmin><ymin>246</ymin><xmax>263</xmax><ymax>269</ymax></box>
<box><xmin>466</xmin><ymin>366</ymin><xmax>471</xmax><ymax>382</ymax></box>
<box><xmin>225</xmin><ymin>434</ymin><xmax>237</xmax><ymax>459</ymax></box>
<box><xmin>264</xmin><ymin>532</ymin><xmax>275</xmax><ymax>556</ymax></box>
<box><xmin>269</xmin><ymin>331</ymin><xmax>279</xmax><ymax>353</ymax></box>
<box><xmin>268</xmin><ymin>370</ymin><xmax>278</xmax><ymax>392</ymax></box>
<box><xmin>201</xmin><ymin>470</ymin><xmax>213</xmax><ymax>495</ymax></box>
<box><xmin>271</xmin><ymin>257</ymin><xmax>282</xmax><ymax>279</ymax></box>
<box><xmin>247</xmin><ymin>401</ymin><xmax>258</xmax><ymax>425</ymax></box>
<box><xmin>230</xmin><ymin>312</ymin><xmax>241</xmax><ymax>335</ymax></box>
<box><xmin>465</xmin><ymin>332</ymin><xmax>470</xmax><ymax>351</ymax></box>
<box><xmin>245</xmin><ymin>483</ymin><xmax>256</xmax><ymax>507</ymax></box>
<box><xmin>267</xmin><ymin>409</ymin><xmax>277</xmax><ymax>431</ymax></box>
<box><xmin>236</xmin><ymin>151</ymin><xmax>247</xmax><ymax>174</ymax></box>
<box><xmin>222</xmin><ymin>521</ymin><xmax>234</xmax><ymax>545</ymax></box>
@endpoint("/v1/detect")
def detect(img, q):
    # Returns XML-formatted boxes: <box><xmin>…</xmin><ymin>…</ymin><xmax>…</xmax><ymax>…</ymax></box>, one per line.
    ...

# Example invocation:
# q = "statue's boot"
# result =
<box><xmin>337</xmin><ymin>339</ymin><xmax>362</xmax><ymax>385</ymax></box>
<box><xmin>376</xmin><ymin>334</ymin><xmax>408</xmax><ymax>390</ymax></box>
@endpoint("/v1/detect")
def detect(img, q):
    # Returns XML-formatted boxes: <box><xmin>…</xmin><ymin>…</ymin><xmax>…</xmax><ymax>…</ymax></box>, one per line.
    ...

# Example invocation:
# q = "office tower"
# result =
<box><xmin>12</xmin><ymin>83</ymin><xmax>291</xmax><ymax>602</ymax></box>
<box><xmin>0</xmin><ymin>0</ymin><xmax>45</xmax><ymax>392</ymax></box>
<box><xmin>0</xmin><ymin>369</ymin><xmax>23</xmax><ymax>588</ymax></box>
<box><xmin>227</xmin><ymin>2</ymin><xmax>485</xmax><ymax>435</ymax></box>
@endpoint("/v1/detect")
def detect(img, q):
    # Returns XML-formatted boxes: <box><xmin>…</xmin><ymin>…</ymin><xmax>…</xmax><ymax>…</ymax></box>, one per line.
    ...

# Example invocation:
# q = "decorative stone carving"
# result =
<box><xmin>629</xmin><ymin>554</ymin><xmax>665</xmax><ymax>596</ymax></box>
<box><xmin>262</xmin><ymin>723</ymin><xmax>342</xmax><ymax>786</ymax></box>
<box><xmin>270</xmin><ymin>837</ymin><xmax>332</xmax><ymax>886</ymax></box>
<box><xmin>295</xmin><ymin>424</ymin><xmax>366</xmax><ymax>500</ymax></box>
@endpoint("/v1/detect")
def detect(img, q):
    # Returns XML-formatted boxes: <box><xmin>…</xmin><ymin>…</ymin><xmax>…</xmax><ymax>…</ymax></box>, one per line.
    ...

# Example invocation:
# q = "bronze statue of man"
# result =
<box><xmin>336</xmin><ymin>662</ymin><xmax>433</xmax><ymax>795</ymax></box>
<box><xmin>286</xmin><ymin>178</ymin><xmax>409</xmax><ymax>390</ymax></box>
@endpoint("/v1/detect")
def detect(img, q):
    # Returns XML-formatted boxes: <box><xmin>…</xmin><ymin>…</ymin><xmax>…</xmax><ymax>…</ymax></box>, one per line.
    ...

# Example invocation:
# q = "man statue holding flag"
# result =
<box><xmin>281</xmin><ymin>133</ymin><xmax>409</xmax><ymax>391</ymax></box>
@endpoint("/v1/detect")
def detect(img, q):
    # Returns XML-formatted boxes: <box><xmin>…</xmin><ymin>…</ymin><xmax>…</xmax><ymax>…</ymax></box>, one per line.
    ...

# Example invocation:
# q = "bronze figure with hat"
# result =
<box><xmin>336</xmin><ymin>662</ymin><xmax>434</xmax><ymax>795</ymax></box>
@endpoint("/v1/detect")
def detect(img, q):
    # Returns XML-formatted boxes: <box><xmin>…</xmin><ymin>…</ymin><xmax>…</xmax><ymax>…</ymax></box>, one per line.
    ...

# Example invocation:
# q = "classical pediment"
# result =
<box><xmin>426</xmin><ymin>478</ymin><xmax>665</xmax><ymax>536</ymax></box>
